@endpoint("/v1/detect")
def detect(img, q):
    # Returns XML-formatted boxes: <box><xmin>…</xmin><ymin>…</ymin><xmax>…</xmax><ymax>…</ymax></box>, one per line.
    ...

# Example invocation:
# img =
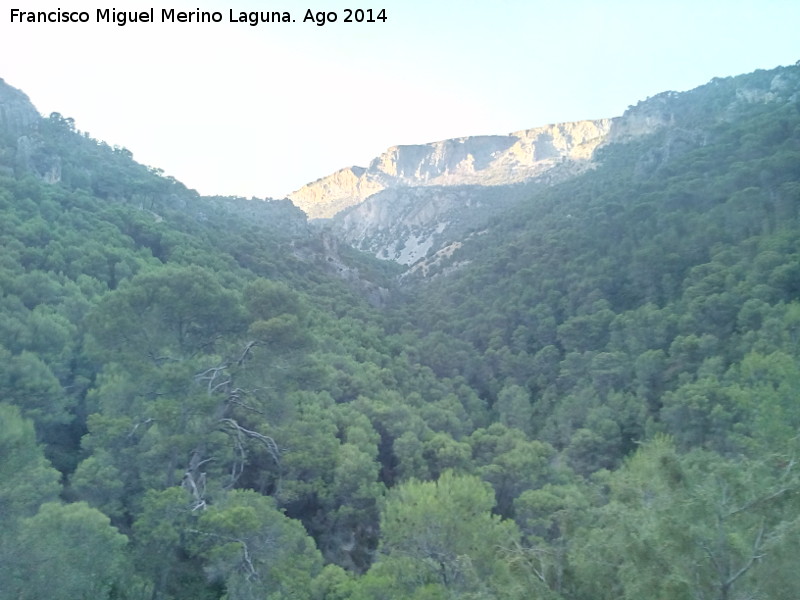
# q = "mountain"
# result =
<box><xmin>290</xmin><ymin>120</ymin><xmax>622</xmax><ymax>265</ymax></box>
<box><xmin>2</xmin><ymin>61</ymin><xmax>800</xmax><ymax>600</ymax></box>
<box><xmin>290</xmin><ymin>63</ymin><xmax>800</xmax><ymax>266</ymax></box>
<box><xmin>0</xmin><ymin>77</ymin><xmax>401</xmax><ymax>305</ymax></box>
<box><xmin>289</xmin><ymin>119</ymin><xmax>613</xmax><ymax>220</ymax></box>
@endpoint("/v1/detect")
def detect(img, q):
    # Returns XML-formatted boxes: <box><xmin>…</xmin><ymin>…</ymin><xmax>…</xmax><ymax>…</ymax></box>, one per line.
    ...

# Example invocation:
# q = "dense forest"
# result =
<box><xmin>1</xmin><ymin>62</ymin><xmax>800</xmax><ymax>600</ymax></box>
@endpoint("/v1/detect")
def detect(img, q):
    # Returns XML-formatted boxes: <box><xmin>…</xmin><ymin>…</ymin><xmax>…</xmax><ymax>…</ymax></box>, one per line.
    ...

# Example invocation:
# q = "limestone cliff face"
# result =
<box><xmin>301</xmin><ymin>62</ymin><xmax>800</xmax><ymax>268</ymax></box>
<box><xmin>291</xmin><ymin>118</ymin><xmax>622</xmax><ymax>265</ymax></box>
<box><xmin>293</xmin><ymin>63</ymin><xmax>800</xmax><ymax>224</ymax></box>
<box><xmin>290</xmin><ymin>119</ymin><xmax>613</xmax><ymax>219</ymax></box>
<box><xmin>290</xmin><ymin>166</ymin><xmax>385</xmax><ymax>220</ymax></box>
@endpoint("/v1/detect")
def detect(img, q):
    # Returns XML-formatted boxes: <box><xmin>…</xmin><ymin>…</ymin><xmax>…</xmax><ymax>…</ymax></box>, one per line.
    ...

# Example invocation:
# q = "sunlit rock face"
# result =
<box><xmin>287</xmin><ymin>118</ymin><xmax>617</xmax><ymax>265</ymax></box>
<box><xmin>289</xmin><ymin>119</ymin><xmax>613</xmax><ymax>220</ymax></box>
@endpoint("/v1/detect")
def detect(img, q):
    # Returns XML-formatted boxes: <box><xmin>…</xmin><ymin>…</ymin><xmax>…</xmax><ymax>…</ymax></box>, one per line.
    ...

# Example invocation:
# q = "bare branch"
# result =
<box><xmin>186</xmin><ymin>531</ymin><xmax>260</xmax><ymax>580</ymax></box>
<box><xmin>219</xmin><ymin>418</ymin><xmax>281</xmax><ymax>465</ymax></box>
<box><xmin>700</xmin><ymin>542</ymin><xmax>724</xmax><ymax>579</ymax></box>
<box><xmin>227</xmin><ymin>396</ymin><xmax>266</xmax><ymax>416</ymax></box>
<box><xmin>239</xmin><ymin>539</ymin><xmax>258</xmax><ymax>580</ymax></box>
<box><xmin>127</xmin><ymin>417</ymin><xmax>155</xmax><ymax>438</ymax></box>
<box><xmin>728</xmin><ymin>487</ymin><xmax>792</xmax><ymax>518</ymax></box>
<box><xmin>195</xmin><ymin>364</ymin><xmax>230</xmax><ymax>395</ymax></box>
<box><xmin>211</xmin><ymin>378</ymin><xmax>232</xmax><ymax>395</ymax></box>
<box><xmin>236</xmin><ymin>341</ymin><xmax>260</xmax><ymax>366</ymax></box>
<box><xmin>182</xmin><ymin>469</ymin><xmax>208</xmax><ymax>511</ymax></box>
<box><xmin>724</xmin><ymin>522</ymin><xmax>766</xmax><ymax>589</ymax></box>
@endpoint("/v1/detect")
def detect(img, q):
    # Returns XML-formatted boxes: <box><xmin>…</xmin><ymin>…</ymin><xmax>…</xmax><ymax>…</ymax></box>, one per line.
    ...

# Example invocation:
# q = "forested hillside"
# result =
<box><xmin>2</xmin><ymin>63</ymin><xmax>800</xmax><ymax>600</ymax></box>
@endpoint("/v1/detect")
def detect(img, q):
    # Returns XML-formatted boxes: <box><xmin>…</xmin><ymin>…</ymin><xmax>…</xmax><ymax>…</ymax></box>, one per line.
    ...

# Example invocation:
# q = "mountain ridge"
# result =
<box><xmin>289</xmin><ymin>119</ymin><xmax>614</xmax><ymax>220</ymax></box>
<box><xmin>2</xmin><ymin>61</ymin><xmax>800</xmax><ymax>599</ymax></box>
<box><xmin>289</xmin><ymin>62</ymin><xmax>800</xmax><ymax>266</ymax></box>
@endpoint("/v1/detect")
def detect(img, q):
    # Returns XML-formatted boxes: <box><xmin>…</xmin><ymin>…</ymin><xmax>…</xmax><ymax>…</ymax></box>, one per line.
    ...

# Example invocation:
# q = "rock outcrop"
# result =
<box><xmin>289</xmin><ymin>119</ymin><xmax>613</xmax><ymax>220</ymax></box>
<box><xmin>288</xmin><ymin>62</ymin><xmax>800</xmax><ymax>269</ymax></box>
<box><xmin>329</xmin><ymin>184</ymin><xmax>533</xmax><ymax>265</ymax></box>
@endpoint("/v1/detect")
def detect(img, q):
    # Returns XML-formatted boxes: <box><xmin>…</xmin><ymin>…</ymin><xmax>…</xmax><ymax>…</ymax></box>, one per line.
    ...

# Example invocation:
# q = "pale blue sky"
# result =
<box><xmin>1</xmin><ymin>1</ymin><xmax>798</xmax><ymax>198</ymax></box>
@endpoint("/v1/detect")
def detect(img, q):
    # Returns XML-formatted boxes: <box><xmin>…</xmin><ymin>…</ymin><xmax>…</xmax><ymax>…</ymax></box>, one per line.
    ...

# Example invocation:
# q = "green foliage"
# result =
<box><xmin>9</xmin><ymin>502</ymin><xmax>130</xmax><ymax>600</ymax></box>
<box><xmin>571</xmin><ymin>437</ymin><xmax>800</xmax><ymax>600</ymax></box>
<box><xmin>2</xmin><ymin>63</ymin><xmax>800</xmax><ymax>599</ymax></box>
<box><xmin>0</xmin><ymin>403</ymin><xmax>60</xmax><ymax>518</ymax></box>
<box><xmin>374</xmin><ymin>471</ymin><xmax>522</xmax><ymax>598</ymax></box>
<box><xmin>189</xmin><ymin>490</ymin><xmax>323</xmax><ymax>600</ymax></box>
<box><xmin>88</xmin><ymin>264</ymin><xmax>246</xmax><ymax>360</ymax></box>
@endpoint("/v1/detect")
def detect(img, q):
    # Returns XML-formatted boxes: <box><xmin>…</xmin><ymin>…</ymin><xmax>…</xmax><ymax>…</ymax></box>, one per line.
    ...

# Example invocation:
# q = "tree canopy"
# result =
<box><xmin>1</xmin><ymin>63</ymin><xmax>799</xmax><ymax>599</ymax></box>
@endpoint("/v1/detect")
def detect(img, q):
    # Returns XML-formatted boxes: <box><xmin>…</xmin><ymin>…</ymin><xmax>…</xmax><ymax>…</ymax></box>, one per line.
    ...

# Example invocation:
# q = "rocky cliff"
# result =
<box><xmin>290</xmin><ymin>118</ymin><xmax>627</xmax><ymax>265</ymax></box>
<box><xmin>289</xmin><ymin>119</ymin><xmax>613</xmax><ymax>220</ymax></box>
<box><xmin>329</xmin><ymin>184</ymin><xmax>537</xmax><ymax>265</ymax></box>
<box><xmin>290</xmin><ymin>62</ymin><xmax>800</xmax><ymax>267</ymax></box>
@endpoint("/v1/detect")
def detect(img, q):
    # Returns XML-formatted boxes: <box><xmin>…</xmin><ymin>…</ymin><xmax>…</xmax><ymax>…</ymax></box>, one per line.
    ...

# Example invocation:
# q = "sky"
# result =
<box><xmin>1</xmin><ymin>1</ymin><xmax>798</xmax><ymax>199</ymax></box>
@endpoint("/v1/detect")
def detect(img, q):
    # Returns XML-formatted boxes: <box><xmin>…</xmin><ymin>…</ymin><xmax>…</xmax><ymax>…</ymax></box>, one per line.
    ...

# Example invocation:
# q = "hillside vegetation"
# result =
<box><xmin>1</xmin><ymin>63</ymin><xmax>799</xmax><ymax>600</ymax></box>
